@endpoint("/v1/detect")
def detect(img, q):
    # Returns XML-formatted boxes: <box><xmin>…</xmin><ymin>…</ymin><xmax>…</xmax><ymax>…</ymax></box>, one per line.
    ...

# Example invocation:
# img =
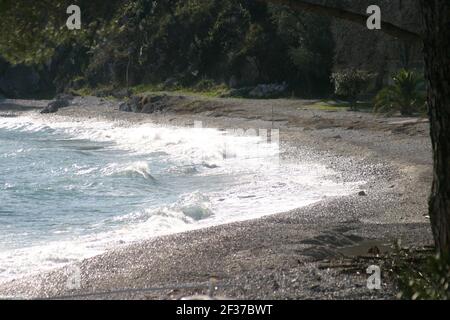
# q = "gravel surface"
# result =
<box><xmin>0</xmin><ymin>96</ymin><xmax>434</xmax><ymax>299</ymax></box>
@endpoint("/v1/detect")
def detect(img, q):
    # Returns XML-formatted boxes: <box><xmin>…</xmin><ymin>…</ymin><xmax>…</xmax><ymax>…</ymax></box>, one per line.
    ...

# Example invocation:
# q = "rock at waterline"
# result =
<box><xmin>358</xmin><ymin>191</ymin><xmax>367</xmax><ymax>196</ymax></box>
<box><xmin>120</xmin><ymin>96</ymin><xmax>141</xmax><ymax>113</ymax></box>
<box><xmin>40</xmin><ymin>95</ymin><xmax>73</xmax><ymax>114</ymax></box>
<box><xmin>119</xmin><ymin>102</ymin><xmax>132</xmax><ymax>112</ymax></box>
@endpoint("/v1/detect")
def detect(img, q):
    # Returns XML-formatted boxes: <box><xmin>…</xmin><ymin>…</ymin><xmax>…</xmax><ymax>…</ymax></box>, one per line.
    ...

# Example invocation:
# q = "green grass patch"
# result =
<box><xmin>70</xmin><ymin>86</ymin><xmax>93</xmax><ymax>97</ymax></box>
<box><xmin>130</xmin><ymin>82</ymin><xmax>230</xmax><ymax>98</ymax></box>
<box><xmin>306</xmin><ymin>100</ymin><xmax>373</xmax><ymax>112</ymax></box>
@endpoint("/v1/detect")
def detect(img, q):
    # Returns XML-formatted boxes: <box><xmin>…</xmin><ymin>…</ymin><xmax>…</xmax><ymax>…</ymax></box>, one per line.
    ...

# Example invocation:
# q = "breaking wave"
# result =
<box><xmin>0</xmin><ymin>113</ymin><xmax>360</xmax><ymax>283</ymax></box>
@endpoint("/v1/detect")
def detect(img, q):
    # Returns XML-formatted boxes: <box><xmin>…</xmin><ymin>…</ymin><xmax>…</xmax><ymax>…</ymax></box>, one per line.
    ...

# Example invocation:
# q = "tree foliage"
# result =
<box><xmin>374</xmin><ymin>69</ymin><xmax>426</xmax><ymax>116</ymax></box>
<box><xmin>331</xmin><ymin>68</ymin><xmax>376</xmax><ymax>109</ymax></box>
<box><xmin>0</xmin><ymin>1</ymin><xmax>122</xmax><ymax>64</ymax></box>
<box><xmin>395</xmin><ymin>251</ymin><xmax>450</xmax><ymax>300</ymax></box>
<box><xmin>0</xmin><ymin>0</ymin><xmax>335</xmax><ymax>96</ymax></box>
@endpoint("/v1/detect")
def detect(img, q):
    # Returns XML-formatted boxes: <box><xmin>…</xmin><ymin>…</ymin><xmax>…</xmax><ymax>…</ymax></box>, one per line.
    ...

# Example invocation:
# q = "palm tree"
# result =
<box><xmin>374</xmin><ymin>69</ymin><xmax>426</xmax><ymax>116</ymax></box>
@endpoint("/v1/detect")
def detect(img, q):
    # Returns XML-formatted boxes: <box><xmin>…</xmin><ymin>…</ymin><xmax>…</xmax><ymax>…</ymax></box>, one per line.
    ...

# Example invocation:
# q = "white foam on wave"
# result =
<box><xmin>0</xmin><ymin>113</ymin><xmax>362</xmax><ymax>284</ymax></box>
<box><xmin>0</xmin><ymin>191</ymin><xmax>214</xmax><ymax>282</ymax></box>
<box><xmin>0</xmin><ymin>114</ymin><xmax>275</xmax><ymax>168</ymax></box>
<box><xmin>1</xmin><ymin>148</ymin><xmax>34</xmax><ymax>159</ymax></box>
<box><xmin>101</xmin><ymin>161</ymin><xmax>156</xmax><ymax>180</ymax></box>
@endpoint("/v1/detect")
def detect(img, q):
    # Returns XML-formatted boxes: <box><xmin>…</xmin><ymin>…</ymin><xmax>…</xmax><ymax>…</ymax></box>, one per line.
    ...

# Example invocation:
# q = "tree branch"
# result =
<box><xmin>262</xmin><ymin>0</ymin><xmax>422</xmax><ymax>42</ymax></box>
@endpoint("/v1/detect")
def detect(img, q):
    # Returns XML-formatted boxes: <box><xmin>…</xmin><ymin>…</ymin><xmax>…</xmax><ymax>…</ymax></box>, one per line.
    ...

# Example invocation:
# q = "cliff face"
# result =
<box><xmin>331</xmin><ymin>0</ymin><xmax>423</xmax><ymax>86</ymax></box>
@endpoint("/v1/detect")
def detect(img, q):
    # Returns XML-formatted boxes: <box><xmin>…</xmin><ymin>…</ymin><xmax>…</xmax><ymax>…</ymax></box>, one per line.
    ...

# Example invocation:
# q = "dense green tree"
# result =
<box><xmin>270</xmin><ymin>6</ymin><xmax>334</xmax><ymax>95</ymax></box>
<box><xmin>331</xmin><ymin>69</ymin><xmax>375</xmax><ymax>110</ymax></box>
<box><xmin>0</xmin><ymin>0</ymin><xmax>336</xmax><ymax>95</ymax></box>
<box><xmin>0</xmin><ymin>1</ymin><xmax>122</xmax><ymax>64</ymax></box>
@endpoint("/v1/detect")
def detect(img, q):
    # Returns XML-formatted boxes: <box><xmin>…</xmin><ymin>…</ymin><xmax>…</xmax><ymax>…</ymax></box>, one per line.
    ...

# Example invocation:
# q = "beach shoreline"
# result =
<box><xmin>0</xmin><ymin>95</ymin><xmax>434</xmax><ymax>299</ymax></box>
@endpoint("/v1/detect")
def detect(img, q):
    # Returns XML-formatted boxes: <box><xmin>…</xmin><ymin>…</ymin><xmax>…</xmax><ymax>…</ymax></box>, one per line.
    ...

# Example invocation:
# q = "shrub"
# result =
<box><xmin>374</xmin><ymin>69</ymin><xmax>426</xmax><ymax>116</ymax></box>
<box><xmin>331</xmin><ymin>69</ymin><xmax>376</xmax><ymax>110</ymax></box>
<box><xmin>194</xmin><ymin>79</ymin><xmax>216</xmax><ymax>91</ymax></box>
<box><xmin>395</xmin><ymin>252</ymin><xmax>450</xmax><ymax>300</ymax></box>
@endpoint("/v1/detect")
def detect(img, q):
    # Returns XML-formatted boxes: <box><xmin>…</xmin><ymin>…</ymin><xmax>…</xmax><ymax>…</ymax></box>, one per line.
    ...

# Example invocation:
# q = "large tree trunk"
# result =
<box><xmin>421</xmin><ymin>0</ymin><xmax>450</xmax><ymax>255</ymax></box>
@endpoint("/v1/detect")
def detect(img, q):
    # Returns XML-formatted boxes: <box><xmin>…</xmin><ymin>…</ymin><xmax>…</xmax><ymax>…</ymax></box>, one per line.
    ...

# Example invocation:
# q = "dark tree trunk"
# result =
<box><xmin>421</xmin><ymin>0</ymin><xmax>450</xmax><ymax>255</ymax></box>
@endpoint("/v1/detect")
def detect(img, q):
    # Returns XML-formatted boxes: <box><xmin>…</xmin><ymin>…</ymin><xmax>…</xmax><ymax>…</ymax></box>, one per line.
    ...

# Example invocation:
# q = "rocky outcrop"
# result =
<box><xmin>141</xmin><ymin>95</ymin><xmax>170</xmax><ymax>113</ymax></box>
<box><xmin>40</xmin><ymin>94</ymin><xmax>74</xmax><ymax>114</ymax></box>
<box><xmin>119</xmin><ymin>96</ymin><xmax>140</xmax><ymax>112</ymax></box>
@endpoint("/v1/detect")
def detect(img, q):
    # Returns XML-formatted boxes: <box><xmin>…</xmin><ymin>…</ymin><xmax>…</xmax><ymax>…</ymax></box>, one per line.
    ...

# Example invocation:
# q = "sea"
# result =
<box><xmin>0</xmin><ymin>113</ymin><xmax>357</xmax><ymax>282</ymax></box>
